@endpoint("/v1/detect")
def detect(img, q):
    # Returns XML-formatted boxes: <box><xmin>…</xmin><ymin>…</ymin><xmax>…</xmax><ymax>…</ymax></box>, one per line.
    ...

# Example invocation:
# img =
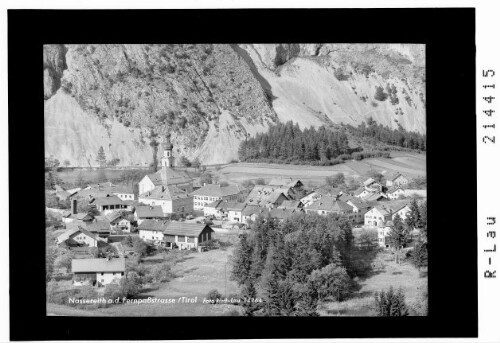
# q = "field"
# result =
<box><xmin>318</xmin><ymin>249</ymin><xmax>428</xmax><ymax>316</ymax></box>
<box><xmin>47</xmin><ymin>229</ymin><xmax>242</xmax><ymax>317</ymax></box>
<box><xmin>217</xmin><ymin>152</ymin><xmax>426</xmax><ymax>186</ymax></box>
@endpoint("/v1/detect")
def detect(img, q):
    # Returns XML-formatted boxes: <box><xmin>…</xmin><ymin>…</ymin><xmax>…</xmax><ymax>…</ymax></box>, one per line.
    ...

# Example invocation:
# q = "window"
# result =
<box><xmin>113</xmin><ymin>272</ymin><xmax>116</xmax><ymax>275</ymax></box>
<box><xmin>101</xmin><ymin>273</ymin><xmax>104</xmax><ymax>276</ymax></box>
<box><xmin>178</xmin><ymin>235</ymin><xmax>186</xmax><ymax>242</ymax></box>
<box><xmin>121</xmin><ymin>272</ymin><xmax>124</xmax><ymax>276</ymax></box>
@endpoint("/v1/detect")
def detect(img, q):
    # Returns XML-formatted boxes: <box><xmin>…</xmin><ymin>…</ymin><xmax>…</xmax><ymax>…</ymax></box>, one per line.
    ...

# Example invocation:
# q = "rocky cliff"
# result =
<box><xmin>44</xmin><ymin>44</ymin><xmax>425</xmax><ymax>166</ymax></box>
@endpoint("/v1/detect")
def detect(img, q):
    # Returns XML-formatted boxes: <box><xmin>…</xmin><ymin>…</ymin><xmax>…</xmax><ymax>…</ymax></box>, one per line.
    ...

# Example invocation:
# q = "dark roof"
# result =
<box><xmin>139</xmin><ymin>185</ymin><xmax>190</xmax><ymax>201</ymax></box>
<box><xmin>306</xmin><ymin>196</ymin><xmax>353</xmax><ymax>212</ymax></box>
<box><xmin>57</xmin><ymin>226</ymin><xmax>98</xmax><ymax>243</ymax></box>
<box><xmin>93</xmin><ymin>195</ymin><xmax>124</xmax><ymax>206</ymax></box>
<box><xmin>135</xmin><ymin>205</ymin><xmax>164</xmax><ymax>218</ymax></box>
<box><xmin>72</xmin><ymin>258</ymin><xmax>125</xmax><ymax>273</ymax></box>
<box><xmin>191</xmin><ymin>184</ymin><xmax>240</xmax><ymax>197</ymax></box>
<box><xmin>278</xmin><ymin>200</ymin><xmax>302</xmax><ymax>209</ymax></box>
<box><xmin>245</xmin><ymin>185</ymin><xmax>289</xmax><ymax>206</ymax></box>
<box><xmin>164</xmin><ymin>222</ymin><xmax>213</xmax><ymax>237</ymax></box>
<box><xmin>66</xmin><ymin>220</ymin><xmax>111</xmax><ymax>233</ymax></box>
<box><xmin>226</xmin><ymin>202</ymin><xmax>246</xmax><ymax>211</ymax></box>
<box><xmin>138</xmin><ymin>219</ymin><xmax>169</xmax><ymax>232</ymax></box>
<box><xmin>242</xmin><ymin>205</ymin><xmax>262</xmax><ymax>216</ymax></box>
<box><xmin>365</xmin><ymin>193</ymin><xmax>386</xmax><ymax>202</ymax></box>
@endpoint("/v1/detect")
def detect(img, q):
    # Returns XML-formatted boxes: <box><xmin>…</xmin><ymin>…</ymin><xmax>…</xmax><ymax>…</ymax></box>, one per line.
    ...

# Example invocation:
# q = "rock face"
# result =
<box><xmin>44</xmin><ymin>44</ymin><xmax>426</xmax><ymax>166</ymax></box>
<box><xmin>43</xmin><ymin>44</ymin><xmax>67</xmax><ymax>99</ymax></box>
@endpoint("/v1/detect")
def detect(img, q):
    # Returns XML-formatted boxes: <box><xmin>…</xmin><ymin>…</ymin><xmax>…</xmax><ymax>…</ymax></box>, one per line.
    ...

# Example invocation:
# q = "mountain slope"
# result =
<box><xmin>44</xmin><ymin>44</ymin><xmax>425</xmax><ymax>166</ymax></box>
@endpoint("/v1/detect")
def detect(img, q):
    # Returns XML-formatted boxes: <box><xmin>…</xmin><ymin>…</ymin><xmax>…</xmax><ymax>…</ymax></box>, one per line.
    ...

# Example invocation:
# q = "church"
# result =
<box><xmin>138</xmin><ymin>137</ymin><xmax>194</xmax><ymax>216</ymax></box>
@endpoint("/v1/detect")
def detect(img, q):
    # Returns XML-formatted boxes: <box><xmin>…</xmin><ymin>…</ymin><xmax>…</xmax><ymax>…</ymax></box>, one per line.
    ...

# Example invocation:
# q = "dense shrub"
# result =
<box><xmin>207</xmin><ymin>289</ymin><xmax>222</xmax><ymax>302</ymax></box>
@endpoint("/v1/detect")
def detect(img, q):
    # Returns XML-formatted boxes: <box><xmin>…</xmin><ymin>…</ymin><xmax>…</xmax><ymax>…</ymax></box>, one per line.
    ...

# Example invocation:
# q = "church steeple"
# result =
<box><xmin>161</xmin><ymin>135</ymin><xmax>174</xmax><ymax>169</ymax></box>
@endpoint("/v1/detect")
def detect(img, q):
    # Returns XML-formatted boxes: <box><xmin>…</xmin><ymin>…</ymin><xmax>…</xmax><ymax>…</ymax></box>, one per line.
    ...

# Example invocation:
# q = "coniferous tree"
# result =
<box><xmin>231</xmin><ymin>234</ymin><xmax>254</xmax><ymax>285</ymax></box>
<box><xmin>240</xmin><ymin>282</ymin><xmax>261</xmax><ymax>316</ymax></box>
<box><xmin>387</xmin><ymin>214</ymin><xmax>410</xmax><ymax>264</ymax></box>
<box><xmin>405</xmin><ymin>199</ymin><xmax>421</xmax><ymax>231</ymax></box>
<box><xmin>96</xmin><ymin>146</ymin><xmax>107</xmax><ymax>167</ymax></box>
<box><xmin>411</xmin><ymin>242</ymin><xmax>428</xmax><ymax>271</ymax></box>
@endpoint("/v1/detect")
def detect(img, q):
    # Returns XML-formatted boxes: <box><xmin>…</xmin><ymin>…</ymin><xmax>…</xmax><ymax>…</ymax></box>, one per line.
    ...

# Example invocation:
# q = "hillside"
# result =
<box><xmin>44</xmin><ymin>44</ymin><xmax>426</xmax><ymax>166</ymax></box>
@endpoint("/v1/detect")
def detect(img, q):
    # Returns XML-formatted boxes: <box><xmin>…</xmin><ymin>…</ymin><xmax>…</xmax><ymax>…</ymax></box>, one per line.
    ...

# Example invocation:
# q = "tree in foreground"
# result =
<box><xmin>410</xmin><ymin>241</ymin><xmax>428</xmax><ymax>272</ymax></box>
<box><xmin>387</xmin><ymin>214</ymin><xmax>410</xmax><ymax>264</ymax></box>
<box><xmin>374</xmin><ymin>286</ymin><xmax>409</xmax><ymax>316</ymax></box>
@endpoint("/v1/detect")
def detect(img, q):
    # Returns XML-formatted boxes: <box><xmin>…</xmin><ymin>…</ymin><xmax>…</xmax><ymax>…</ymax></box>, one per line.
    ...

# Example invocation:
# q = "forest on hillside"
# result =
<box><xmin>344</xmin><ymin>117</ymin><xmax>426</xmax><ymax>151</ymax></box>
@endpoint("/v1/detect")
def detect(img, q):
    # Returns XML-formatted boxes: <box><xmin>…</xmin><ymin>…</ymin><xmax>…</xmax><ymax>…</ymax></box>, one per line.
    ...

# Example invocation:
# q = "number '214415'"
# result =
<box><xmin>482</xmin><ymin>69</ymin><xmax>495</xmax><ymax>144</ymax></box>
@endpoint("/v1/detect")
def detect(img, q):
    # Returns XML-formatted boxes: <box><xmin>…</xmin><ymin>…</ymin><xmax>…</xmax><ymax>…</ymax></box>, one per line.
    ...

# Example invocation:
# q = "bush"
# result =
<box><xmin>255</xmin><ymin>178</ymin><xmax>265</xmax><ymax>185</ymax></box>
<box><xmin>207</xmin><ymin>289</ymin><xmax>222</xmax><ymax>302</ymax></box>
<box><xmin>374</xmin><ymin>86</ymin><xmax>388</xmax><ymax>101</ymax></box>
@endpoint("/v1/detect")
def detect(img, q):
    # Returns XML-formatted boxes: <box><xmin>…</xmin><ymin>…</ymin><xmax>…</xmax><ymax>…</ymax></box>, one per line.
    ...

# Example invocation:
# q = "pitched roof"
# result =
<box><xmin>138</xmin><ymin>219</ymin><xmax>169</xmax><ymax>232</ymax></box>
<box><xmin>268</xmin><ymin>178</ymin><xmax>302</xmax><ymax>188</ymax></box>
<box><xmin>365</xmin><ymin>193</ymin><xmax>386</xmax><ymax>202</ymax></box>
<box><xmin>135</xmin><ymin>205</ymin><xmax>164</xmax><ymax>218</ymax></box>
<box><xmin>363</xmin><ymin>178</ymin><xmax>375</xmax><ymax>186</ymax></box>
<box><xmin>92</xmin><ymin>195</ymin><xmax>124</xmax><ymax>206</ymax></box>
<box><xmin>269</xmin><ymin>208</ymin><xmax>302</xmax><ymax>220</ymax></box>
<box><xmin>72</xmin><ymin>258</ymin><xmax>126</xmax><ymax>273</ymax></box>
<box><xmin>226</xmin><ymin>202</ymin><xmax>246</xmax><ymax>211</ymax></box>
<box><xmin>66</xmin><ymin>220</ymin><xmax>111</xmax><ymax>233</ymax></box>
<box><xmin>242</xmin><ymin>205</ymin><xmax>262</xmax><ymax>216</ymax></box>
<box><xmin>139</xmin><ymin>185</ymin><xmax>190</xmax><ymax>201</ymax></box>
<box><xmin>146</xmin><ymin>168</ymin><xmax>192</xmax><ymax>186</ymax></box>
<box><xmin>347</xmin><ymin>198</ymin><xmax>371</xmax><ymax>210</ymax></box>
<box><xmin>387</xmin><ymin>187</ymin><xmax>404</xmax><ymax>194</ymax></box>
<box><xmin>245</xmin><ymin>185</ymin><xmax>289</xmax><ymax>206</ymax></box>
<box><xmin>314</xmin><ymin>185</ymin><xmax>341</xmax><ymax>197</ymax></box>
<box><xmin>191</xmin><ymin>184</ymin><xmax>240</xmax><ymax>197</ymax></box>
<box><xmin>57</xmin><ymin>226</ymin><xmax>97</xmax><ymax>243</ymax></box>
<box><xmin>354</xmin><ymin>187</ymin><xmax>367</xmax><ymax>196</ymax></box>
<box><xmin>388</xmin><ymin>173</ymin><xmax>405</xmax><ymax>181</ymax></box>
<box><xmin>163</xmin><ymin>222</ymin><xmax>213</xmax><ymax>237</ymax></box>
<box><xmin>278</xmin><ymin>200</ymin><xmax>302</xmax><ymax>209</ymax></box>
<box><xmin>306</xmin><ymin>196</ymin><xmax>353</xmax><ymax>212</ymax></box>
<box><xmin>106</xmin><ymin>211</ymin><xmax>126</xmax><ymax>223</ymax></box>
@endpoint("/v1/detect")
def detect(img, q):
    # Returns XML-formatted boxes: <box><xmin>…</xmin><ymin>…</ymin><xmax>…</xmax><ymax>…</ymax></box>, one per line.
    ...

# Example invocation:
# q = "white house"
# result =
<box><xmin>387</xmin><ymin>187</ymin><xmax>405</xmax><ymax>200</ymax></box>
<box><xmin>138</xmin><ymin>220</ymin><xmax>215</xmax><ymax>250</ymax></box>
<box><xmin>191</xmin><ymin>184</ymin><xmax>240</xmax><ymax>212</ymax></box>
<box><xmin>203</xmin><ymin>200</ymin><xmax>224</xmax><ymax>218</ymax></box>
<box><xmin>377</xmin><ymin>222</ymin><xmax>393</xmax><ymax>248</ymax></box>
<box><xmin>56</xmin><ymin>226</ymin><xmax>99</xmax><ymax>247</ymax></box>
<box><xmin>72</xmin><ymin>258</ymin><xmax>125</xmax><ymax>287</ymax></box>
<box><xmin>134</xmin><ymin>205</ymin><xmax>164</xmax><ymax>225</ymax></box>
<box><xmin>346</xmin><ymin>198</ymin><xmax>372</xmax><ymax>224</ymax></box>
<box><xmin>92</xmin><ymin>195</ymin><xmax>129</xmax><ymax>215</ymax></box>
<box><xmin>227</xmin><ymin>202</ymin><xmax>246</xmax><ymax>222</ymax></box>
<box><xmin>106</xmin><ymin>212</ymin><xmax>132</xmax><ymax>232</ymax></box>
<box><xmin>364</xmin><ymin>207</ymin><xmax>392</xmax><ymax>228</ymax></box>
<box><xmin>139</xmin><ymin>185</ymin><xmax>193</xmax><ymax>216</ymax></box>
<box><xmin>386</xmin><ymin>173</ymin><xmax>409</xmax><ymax>187</ymax></box>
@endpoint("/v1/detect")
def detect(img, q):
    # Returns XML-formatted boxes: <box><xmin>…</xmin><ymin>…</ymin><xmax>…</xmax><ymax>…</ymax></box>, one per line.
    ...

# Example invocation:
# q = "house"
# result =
<box><xmin>92</xmin><ymin>195</ymin><xmax>129</xmax><ymax>215</ymax></box>
<box><xmin>73</xmin><ymin>183</ymin><xmax>135</xmax><ymax>202</ymax></box>
<box><xmin>66</xmin><ymin>220</ymin><xmax>112</xmax><ymax>239</ymax></box>
<box><xmin>364</xmin><ymin>192</ymin><xmax>389</xmax><ymax>202</ymax></box>
<box><xmin>299</xmin><ymin>191</ymin><xmax>317</xmax><ymax>206</ymax></box>
<box><xmin>72</xmin><ymin>258</ymin><xmax>126</xmax><ymax>287</ymax></box>
<box><xmin>138</xmin><ymin>220</ymin><xmax>215</xmax><ymax>250</ymax></box>
<box><xmin>138</xmin><ymin>219</ymin><xmax>169</xmax><ymax>244</ymax></box>
<box><xmin>163</xmin><ymin>222</ymin><xmax>215</xmax><ymax>250</ymax></box>
<box><xmin>386</xmin><ymin>173</ymin><xmax>409</xmax><ymax>187</ymax></box>
<box><xmin>241</xmin><ymin>205</ymin><xmax>262</xmax><ymax>224</ymax></box>
<box><xmin>61</xmin><ymin>199</ymin><xmax>95</xmax><ymax>223</ymax></box>
<box><xmin>191</xmin><ymin>184</ymin><xmax>241</xmax><ymax>211</ymax></box>
<box><xmin>278</xmin><ymin>200</ymin><xmax>303</xmax><ymax>210</ymax></box>
<box><xmin>134</xmin><ymin>205</ymin><xmax>164</xmax><ymax>225</ymax></box>
<box><xmin>245</xmin><ymin>185</ymin><xmax>289</xmax><ymax>208</ymax></box>
<box><xmin>139</xmin><ymin>185</ymin><xmax>193</xmax><ymax>216</ymax></box>
<box><xmin>387</xmin><ymin>187</ymin><xmax>405</xmax><ymax>200</ymax></box>
<box><xmin>138</xmin><ymin>137</ymin><xmax>193</xmax><ymax>195</ymax></box>
<box><xmin>364</xmin><ymin>202</ymin><xmax>411</xmax><ymax>227</ymax></box>
<box><xmin>203</xmin><ymin>200</ymin><xmax>224</xmax><ymax>218</ymax></box>
<box><xmin>106</xmin><ymin>211</ymin><xmax>132</xmax><ymax>233</ymax></box>
<box><xmin>354</xmin><ymin>187</ymin><xmax>371</xmax><ymax>199</ymax></box>
<box><xmin>227</xmin><ymin>202</ymin><xmax>246</xmax><ymax>222</ymax></box>
<box><xmin>364</xmin><ymin>207</ymin><xmax>392</xmax><ymax>228</ymax></box>
<box><xmin>346</xmin><ymin>198</ymin><xmax>373</xmax><ymax>224</ymax></box>
<box><xmin>56</xmin><ymin>226</ymin><xmax>100</xmax><ymax>247</ymax></box>
<box><xmin>305</xmin><ymin>196</ymin><xmax>354</xmax><ymax>219</ymax></box>
<box><xmin>363</xmin><ymin>178</ymin><xmax>383</xmax><ymax>192</ymax></box>
<box><xmin>378</xmin><ymin>221</ymin><xmax>393</xmax><ymax>248</ymax></box>
<box><xmin>268</xmin><ymin>178</ymin><xmax>304</xmax><ymax>199</ymax></box>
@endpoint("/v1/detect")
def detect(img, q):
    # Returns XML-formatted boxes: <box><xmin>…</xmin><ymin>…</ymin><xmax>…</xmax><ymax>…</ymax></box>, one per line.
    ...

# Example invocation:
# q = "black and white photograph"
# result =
<box><xmin>43</xmin><ymin>43</ymin><xmax>428</xmax><ymax>317</ymax></box>
<box><xmin>6</xmin><ymin>5</ymin><xmax>486</xmax><ymax>341</ymax></box>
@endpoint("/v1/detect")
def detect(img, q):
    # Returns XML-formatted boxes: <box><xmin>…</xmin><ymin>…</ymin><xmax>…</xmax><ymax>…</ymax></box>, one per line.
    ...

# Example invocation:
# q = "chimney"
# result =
<box><xmin>71</xmin><ymin>199</ymin><xmax>77</xmax><ymax>215</ymax></box>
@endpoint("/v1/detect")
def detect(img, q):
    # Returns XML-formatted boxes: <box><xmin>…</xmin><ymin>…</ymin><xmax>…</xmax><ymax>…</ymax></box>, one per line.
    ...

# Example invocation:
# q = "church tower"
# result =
<box><xmin>161</xmin><ymin>135</ymin><xmax>174</xmax><ymax>168</ymax></box>
<box><xmin>160</xmin><ymin>135</ymin><xmax>174</xmax><ymax>185</ymax></box>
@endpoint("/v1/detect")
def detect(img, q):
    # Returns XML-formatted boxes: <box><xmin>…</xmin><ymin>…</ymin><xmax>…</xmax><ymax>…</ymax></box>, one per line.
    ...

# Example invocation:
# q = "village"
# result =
<box><xmin>46</xmin><ymin>136</ymin><xmax>427</xmax><ymax>316</ymax></box>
